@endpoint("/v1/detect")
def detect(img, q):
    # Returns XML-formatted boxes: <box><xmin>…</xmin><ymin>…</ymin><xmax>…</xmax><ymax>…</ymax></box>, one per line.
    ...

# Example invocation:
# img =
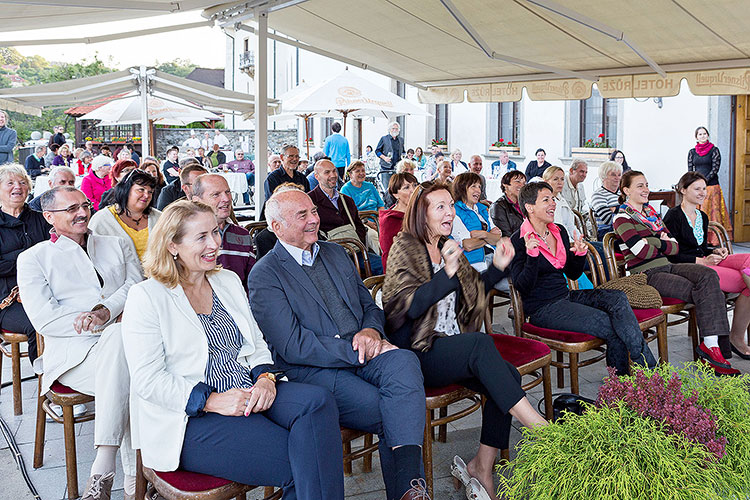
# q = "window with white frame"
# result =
<box><xmin>580</xmin><ymin>88</ymin><xmax>617</xmax><ymax>148</ymax></box>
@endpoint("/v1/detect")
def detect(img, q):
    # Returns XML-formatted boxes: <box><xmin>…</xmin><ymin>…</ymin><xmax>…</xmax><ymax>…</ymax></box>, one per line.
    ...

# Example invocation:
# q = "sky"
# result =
<box><xmin>6</xmin><ymin>12</ymin><xmax>226</xmax><ymax>70</ymax></box>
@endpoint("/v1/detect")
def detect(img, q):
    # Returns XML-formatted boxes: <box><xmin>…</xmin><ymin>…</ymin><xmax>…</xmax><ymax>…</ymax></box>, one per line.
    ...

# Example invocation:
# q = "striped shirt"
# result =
<box><xmin>590</xmin><ymin>187</ymin><xmax>620</xmax><ymax>228</ymax></box>
<box><xmin>197</xmin><ymin>291</ymin><xmax>254</xmax><ymax>392</ymax></box>
<box><xmin>612</xmin><ymin>208</ymin><xmax>679</xmax><ymax>272</ymax></box>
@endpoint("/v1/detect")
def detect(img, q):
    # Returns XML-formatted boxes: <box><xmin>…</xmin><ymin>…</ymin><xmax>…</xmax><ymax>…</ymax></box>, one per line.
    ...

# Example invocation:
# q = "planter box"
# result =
<box><xmin>489</xmin><ymin>146</ymin><xmax>520</xmax><ymax>156</ymax></box>
<box><xmin>431</xmin><ymin>144</ymin><xmax>449</xmax><ymax>154</ymax></box>
<box><xmin>571</xmin><ymin>147</ymin><xmax>615</xmax><ymax>161</ymax></box>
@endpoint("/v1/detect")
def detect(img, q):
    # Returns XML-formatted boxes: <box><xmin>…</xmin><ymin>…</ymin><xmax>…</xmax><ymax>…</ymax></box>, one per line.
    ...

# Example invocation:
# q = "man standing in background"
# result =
<box><xmin>323</xmin><ymin>122</ymin><xmax>351</xmax><ymax>180</ymax></box>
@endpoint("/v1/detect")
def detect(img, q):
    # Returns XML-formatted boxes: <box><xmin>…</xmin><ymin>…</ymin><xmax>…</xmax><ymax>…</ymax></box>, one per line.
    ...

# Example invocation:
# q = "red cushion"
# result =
<box><xmin>614</xmin><ymin>252</ymin><xmax>624</xmax><ymax>260</ymax></box>
<box><xmin>489</xmin><ymin>333</ymin><xmax>550</xmax><ymax>367</ymax></box>
<box><xmin>49</xmin><ymin>381</ymin><xmax>79</xmax><ymax>394</ymax></box>
<box><xmin>661</xmin><ymin>296</ymin><xmax>686</xmax><ymax>306</ymax></box>
<box><xmin>425</xmin><ymin>384</ymin><xmax>465</xmax><ymax>398</ymax></box>
<box><xmin>154</xmin><ymin>470</ymin><xmax>232</xmax><ymax>492</ymax></box>
<box><xmin>632</xmin><ymin>308</ymin><xmax>662</xmax><ymax>322</ymax></box>
<box><xmin>522</xmin><ymin>322</ymin><xmax>599</xmax><ymax>343</ymax></box>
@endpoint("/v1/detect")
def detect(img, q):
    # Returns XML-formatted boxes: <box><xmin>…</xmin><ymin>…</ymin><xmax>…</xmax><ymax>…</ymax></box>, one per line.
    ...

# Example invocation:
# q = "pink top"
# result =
<box><xmin>519</xmin><ymin>219</ymin><xmax>586</xmax><ymax>269</ymax></box>
<box><xmin>80</xmin><ymin>170</ymin><xmax>112</xmax><ymax>211</ymax></box>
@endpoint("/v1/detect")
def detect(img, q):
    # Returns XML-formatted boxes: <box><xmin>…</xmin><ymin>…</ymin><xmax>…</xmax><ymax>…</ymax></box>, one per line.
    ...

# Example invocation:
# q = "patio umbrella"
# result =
<box><xmin>81</xmin><ymin>91</ymin><xmax>222</xmax><ymax>126</ymax></box>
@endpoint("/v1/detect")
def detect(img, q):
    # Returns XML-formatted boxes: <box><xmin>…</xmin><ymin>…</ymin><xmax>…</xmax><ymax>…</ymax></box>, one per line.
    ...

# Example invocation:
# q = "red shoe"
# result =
<box><xmin>698</xmin><ymin>358</ymin><xmax>741</xmax><ymax>377</ymax></box>
<box><xmin>696</xmin><ymin>343</ymin><xmax>732</xmax><ymax>369</ymax></box>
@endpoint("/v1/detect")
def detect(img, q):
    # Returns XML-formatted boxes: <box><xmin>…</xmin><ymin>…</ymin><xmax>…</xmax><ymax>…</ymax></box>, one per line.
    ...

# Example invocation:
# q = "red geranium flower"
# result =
<box><xmin>598</xmin><ymin>133</ymin><xmax>605</xmax><ymax>138</ymax></box>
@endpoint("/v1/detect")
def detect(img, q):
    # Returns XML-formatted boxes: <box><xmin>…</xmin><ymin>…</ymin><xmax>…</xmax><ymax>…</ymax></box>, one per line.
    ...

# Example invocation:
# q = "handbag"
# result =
<box><xmin>0</xmin><ymin>286</ymin><xmax>21</xmax><ymax>310</ymax></box>
<box><xmin>596</xmin><ymin>273</ymin><xmax>663</xmax><ymax>309</ymax></box>
<box><xmin>324</xmin><ymin>197</ymin><xmax>364</xmax><ymax>244</ymax></box>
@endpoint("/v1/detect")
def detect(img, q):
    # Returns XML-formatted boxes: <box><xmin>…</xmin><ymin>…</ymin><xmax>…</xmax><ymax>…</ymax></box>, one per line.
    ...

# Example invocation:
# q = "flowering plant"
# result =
<box><xmin>583</xmin><ymin>133</ymin><xmax>609</xmax><ymax>148</ymax></box>
<box><xmin>491</xmin><ymin>139</ymin><xmax>517</xmax><ymax>148</ymax></box>
<box><xmin>431</xmin><ymin>138</ymin><xmax>447</xmax><ymax>146</ymax></box>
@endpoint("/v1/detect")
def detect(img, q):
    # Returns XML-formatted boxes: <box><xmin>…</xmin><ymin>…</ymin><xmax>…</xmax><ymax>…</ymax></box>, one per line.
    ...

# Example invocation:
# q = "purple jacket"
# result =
<box><xmin>218</xmin><ymin>223</ymin><xmax>255</xmax><ymax>293</ymax></box>
<box><xmin>226</xmin><ymin>159</ymin><xmax>255</xmax><ymax>173</ymax></box>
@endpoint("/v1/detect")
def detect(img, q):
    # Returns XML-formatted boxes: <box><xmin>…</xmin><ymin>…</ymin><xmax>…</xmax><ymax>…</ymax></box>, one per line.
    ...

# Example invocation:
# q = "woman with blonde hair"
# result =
<box><xmin>542</xmin><ymin>166</ymin><xmax>577</xmax><ymax>238</ymax></box>
<box><xmin>449</xmin><ymin>149</ymin><xmax>468</xmax><ymax>174</ymax></box>
<box><xmin>396</xmin><ymin>158</ymin><xmax>417</xmax><ymax>176</ymax></box>
<box><xmin>51</xmin><ymin>143</ymin><xmax>73</xmax><ymax>167</ymax></box>
<box><xmin>122</xmin><ymin>200</ymin><xmax>345</xmax><ymax>500</ymax></box>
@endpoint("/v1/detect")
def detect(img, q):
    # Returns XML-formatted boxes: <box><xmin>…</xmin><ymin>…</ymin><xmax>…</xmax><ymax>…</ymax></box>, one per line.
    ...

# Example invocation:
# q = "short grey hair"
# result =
<box><xmin>192</xmin><ymin>173</ymin><xmax>227</xmax><ymax>199</ymax></box>
<box><xmin>598</xmin><ymin>160</ymin><xmax>623</xmax><ymax>181</ymax></box>
<box><xmin>388</xmin><ymin>121</ymin><xmax>399</xmax><ymax>130</ymax></box>
<box><xmin>35</xmin><ymin>144</ymin><xmax>46</xmax><ymax>154</ymax></box>
<box><xmin>280</xmin><ymin>144</ymin><xmax>298</xmax><ymax>156</ymax></box>
<box><xmin>90</xmin><ymin>154</ymin><xmax>112</xmax><ymax>173</ymax></box>
<box><xmin>48</xmin><ymin>166</ymin><xmax>75</xmax><ymax>183</ymax></box>
<box><xmin>265</xmin><ymin>185</ymin><xmax>305</xmax><ymax>231</ymax></box>
<box><xmin>570</xmin><ymin>158</ymin><xmax>588</xmax><ymax>171</ymax></box>
<box><xmin>80</xmin><ymin>151</ymin><xmax>93</xmax><ymax>161</ymax></box>
<box><xmin>0</xmin><ymin>164</ymin><xmax>32</xmax><ymax>190</ymax></box>
<box><xmin>235</xmin><ymin>147</ymin><xmax>245</xmax><ymax>155</ymax></box>
<box><xmin>40</xmin><ymin>186</ymin><xmax>80</xmax><ymax>211</ymax></box>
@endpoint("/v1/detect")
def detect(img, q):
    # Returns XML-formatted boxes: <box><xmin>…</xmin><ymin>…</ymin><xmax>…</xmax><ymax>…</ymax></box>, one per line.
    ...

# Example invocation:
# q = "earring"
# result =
<box><xmin>172</xmin><ymin>254</ymin><xmax>178</xmax><ymax>260</ymax></box>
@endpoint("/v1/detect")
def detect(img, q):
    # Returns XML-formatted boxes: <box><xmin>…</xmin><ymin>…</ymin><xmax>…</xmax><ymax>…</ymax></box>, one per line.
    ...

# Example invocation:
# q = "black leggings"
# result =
<box><xmin>416</xmin><ymin>332</ymin><xmax>525</xmax><ymax>449</ymax></box>
<box><xmin>0</xmin><ymin>301</ymin><xmax>37</xmax><ymax>363</ymax></box>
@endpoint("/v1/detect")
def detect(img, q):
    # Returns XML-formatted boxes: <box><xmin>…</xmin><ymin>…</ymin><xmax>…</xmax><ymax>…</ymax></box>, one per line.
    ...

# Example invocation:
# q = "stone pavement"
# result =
<box><xmin>2</xmin><ymin>246</ymin><xmax>750</xmax><ymax>499</ymax></box>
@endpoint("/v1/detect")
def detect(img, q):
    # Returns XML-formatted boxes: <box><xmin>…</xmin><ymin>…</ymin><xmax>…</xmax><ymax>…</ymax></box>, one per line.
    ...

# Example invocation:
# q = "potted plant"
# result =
<box><xmin>431</xmin><ymin>138</ymin><xmax>448</xmax><ymax>153</ymax></box>
<box><xmin>489</xmin><ymin>139</ymin><xmax>520</xmax><ymax>156</ymax></box>
<box><xmin>572</xmin><ymin>133</ymin><xmax>615</xmax><ymax>160</ymax></box>
<box><xmin>496</xmin><ymin>362</ymin><xmax>750</xmax><ymax>500</ymax></box>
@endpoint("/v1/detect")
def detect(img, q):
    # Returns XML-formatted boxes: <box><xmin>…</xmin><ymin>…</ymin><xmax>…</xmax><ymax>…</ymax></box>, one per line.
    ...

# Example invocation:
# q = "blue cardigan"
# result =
<box><xmin>454</xmin><ymin>200</ymin><xmax>492</xmax><ymax>265</ymax></box>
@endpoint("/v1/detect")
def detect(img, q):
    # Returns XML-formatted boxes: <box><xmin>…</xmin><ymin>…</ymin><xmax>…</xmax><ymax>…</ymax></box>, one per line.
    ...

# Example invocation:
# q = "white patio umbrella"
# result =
<box><xmin>81</xmin><ymin>91</ymin><xmax>222</xmax><ymax>126</ymax></box>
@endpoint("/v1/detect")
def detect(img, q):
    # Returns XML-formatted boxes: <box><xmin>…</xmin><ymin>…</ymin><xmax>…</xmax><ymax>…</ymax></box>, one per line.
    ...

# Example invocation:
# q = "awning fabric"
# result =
<box><xmin>0</xmin><ymin>67</ymin><xmax>272</xmax><ymax>117</ymax></box>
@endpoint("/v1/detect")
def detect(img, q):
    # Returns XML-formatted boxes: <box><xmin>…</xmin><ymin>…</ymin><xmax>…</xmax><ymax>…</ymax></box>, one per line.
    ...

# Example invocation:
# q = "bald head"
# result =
<box><xmin>266</xmin><ymin>189</ymin><xmax>320</xmax><ymax>252</ymax></box>
<box><xmin>314</xmin><ymin>159</ymin><xmax>338</xmax><ymax>192</ymax></box>
<box><xmin>469</xmin><ymin>155</ymin><xmax>483</xmax><ymax>174</ymax></box>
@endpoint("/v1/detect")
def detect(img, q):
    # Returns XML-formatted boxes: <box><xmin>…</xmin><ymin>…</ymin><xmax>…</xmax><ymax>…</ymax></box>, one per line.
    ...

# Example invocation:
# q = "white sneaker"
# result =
<box><xmin>46</xmin><ymin>403</ymin><xmax>88</xmax><ymax>422</ymax></box>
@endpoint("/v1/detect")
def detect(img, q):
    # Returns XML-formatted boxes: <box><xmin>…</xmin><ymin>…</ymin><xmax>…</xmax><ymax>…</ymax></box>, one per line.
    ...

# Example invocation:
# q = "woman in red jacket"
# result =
<box><xmin>379</xmin><ymin>172</ymin><xmax>417</xmax><ymax>270</ymax></box>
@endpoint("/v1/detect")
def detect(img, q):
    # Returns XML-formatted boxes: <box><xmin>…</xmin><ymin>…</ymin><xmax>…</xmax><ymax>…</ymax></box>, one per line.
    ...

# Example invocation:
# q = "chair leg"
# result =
<box><xmin>569</xmin><ymin>352</ymin><xmax>580</xmax><ymax>395</ymax></box>
<box><xmin>11</xmin><ymin>341</ymin><xmax>22</xmax><ymax>415</ymax></box>
<box><xmin>342</xmin><ymin>440</ymin><xmax>352</xmax><ymax>476</ymax></box>
<box><xmin>135</xmin><ymin>451</ymin><xmax>147</xmax><ymax>500</ymax></box>
<box><xmin>423</xmin><ymin>409</ymin><xmax>434</xmax><ymax>499</ymax></box>
<box><xmin>437</xmin><ymin>407</ymin><xmax>447</xmax><ymax>443</ymax></box>
<box><xmin>688</xmin><ymin>310</ymin><xmax>699</xmax><ymax>361</ymax></box>
<box><xmin>500</xmin><ymin>448</ymin><xmax>510</xmax><ymax>462</ymax></box>
<box><xmin>542</xmin><ymin>364</ymin><xmax>553</xmax><ymax>420</ymax></box>
<box><xmin>0</xmin><ymin>345</ymin><xmax>3</xmax><ymax>395</ymax></box>
<box><xmin>61</xmin><ymin>404</ymin><xmax>80</xmax><ymax>499</ymax></box>
<box><xmin>656</xmin><ymin>321</ymin><xmax>668</xmax><ymax>364</ymax></box>
<box><xmin>33</xmin><ymin>380</ymin><xmax>46</xmax><ymax>469</ymax></box>
<box><xmin>555</xmin><ymin>351</ymin><xmax>564</xmax><ymax>389</ymax></box>
<box><xmin>363</xmin><ymin>433</ymin><xmax>373</xmax><ymax>473</ymax></box>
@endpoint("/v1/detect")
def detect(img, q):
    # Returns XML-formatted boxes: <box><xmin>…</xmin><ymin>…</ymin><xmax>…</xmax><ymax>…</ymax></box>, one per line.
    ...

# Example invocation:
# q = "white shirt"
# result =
<box><xmin>279</xmin><ymin>240</ymin><xmax>320</xmax><ymax>266</ymax></box>
<box><xmin>554</xmin><ymin>194</ymin><xmax>579</xmax><ymax>239</ymax></box>
<box><xmin>182</xmin><ymin>137</ymin><xmax>201</xmax><ymax>149</ymax></box>
<box><xmin>213</xmin><ymin>133</ymin><xmax>230</xmax><ymax>149</ymax></box>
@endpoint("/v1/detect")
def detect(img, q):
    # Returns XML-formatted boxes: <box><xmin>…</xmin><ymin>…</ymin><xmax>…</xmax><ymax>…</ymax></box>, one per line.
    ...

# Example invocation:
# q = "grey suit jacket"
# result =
<box><xmin>248</xmin><ymin>240</ymin><xmax>385</xmax><ymax>376</ymax></box>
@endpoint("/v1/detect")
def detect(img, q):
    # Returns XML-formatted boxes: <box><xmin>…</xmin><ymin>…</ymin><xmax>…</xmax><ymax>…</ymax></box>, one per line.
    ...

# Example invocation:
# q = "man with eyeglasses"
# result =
<box><xmin>16</xmin><ymin>186</ymin><xmax>141</xmax><ymax>500</ymax></box>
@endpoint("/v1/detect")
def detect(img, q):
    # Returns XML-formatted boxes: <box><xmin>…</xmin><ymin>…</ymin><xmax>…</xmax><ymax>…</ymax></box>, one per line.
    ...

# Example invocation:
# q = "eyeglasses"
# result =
<box><xmin>45</xmin><ymin>201</ymin><xmax>93</xmax><ymax>214</ymax></box>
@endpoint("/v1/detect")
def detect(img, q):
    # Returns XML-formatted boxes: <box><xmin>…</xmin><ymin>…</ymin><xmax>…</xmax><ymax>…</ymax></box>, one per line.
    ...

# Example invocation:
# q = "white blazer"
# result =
<box><xmin>89</xmin><ymin>206</ymin><xmax>161</xmax><ymax>276</ymax></box>
<box><xmin>121</xmin><ymin>269</ymin><xmax>274</xmax><ymax>471</ymax></box>
<box><xmin>16</xmin><ymin>233</ymin><xmax>141</xmax><ymax>394</ymax></box>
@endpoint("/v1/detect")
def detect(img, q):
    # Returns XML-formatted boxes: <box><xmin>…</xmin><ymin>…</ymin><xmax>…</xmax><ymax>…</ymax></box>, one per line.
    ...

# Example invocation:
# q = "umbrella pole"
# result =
<box><xmin>342</xmin><ymin>110</ymin><xmax>348</xmax><ymax>136</ymax></box>
<box><xmin>301</xmin><ymin>113</ymin><xmax>310</xmax><ymax>159</ymax></box>
<box><xmin>139</xmin><ymin>66</ymin><xmax>150</xmax><ymax>157</ymax></box>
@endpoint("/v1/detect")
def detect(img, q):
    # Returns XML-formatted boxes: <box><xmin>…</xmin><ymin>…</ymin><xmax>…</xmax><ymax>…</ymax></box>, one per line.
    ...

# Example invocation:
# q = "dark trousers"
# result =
<box><xmin>416</xmin><ymin>332</ymin><xmax>525</xmax><ymax>449</ymax></box>
<box><xmin>179</xmin><ymin>382</ymin><xmax>344</xmax><ymax>500</ymax></box>
<box><xmin>289</xmin><ymin>349</ymin><xmax>425</xmax><ymax>500</ymax></box>
<box><xmin>531</xmin><ymin>289</ymin><xmax>655</xmax><ymax>375</ymax></box>
<box><xmin>645</xmin><ymin>264</ymin><xmax>729</xmax><ymax>345</ymax></box>
<box><xmin>0</xmin><ymin>301</ymin><xmax>37</xmax><ymax>363</ymax></box>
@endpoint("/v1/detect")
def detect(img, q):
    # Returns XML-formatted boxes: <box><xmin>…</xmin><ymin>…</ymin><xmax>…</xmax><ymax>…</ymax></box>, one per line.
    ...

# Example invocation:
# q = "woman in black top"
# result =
<box><xmin>687</xmin><ymin>126</ymin><xmax>732</xmax><ymax>243</ymax></box>
<box><xmin>0</xmin><ymin>164</ymin><xmax>51</xmax><ymax>362</ymax></box>
<box><xmin>509</xmin><ymin>182</ymin><xmax>655</xmax><ymax>375</ymax></box>
<box><xmin>489</xmin><ymin>170</ymin><xmax>526</xmax><ymax>236</ymax></box>
<box><xmin>524</xmin><ymin>148</ymin><xmax>551</xmax><ymax>180</ymax></box>
<box><xmin>663</xmin><ymin>171</ymin><xmax>750</xmax><ymax>358</ymax></box>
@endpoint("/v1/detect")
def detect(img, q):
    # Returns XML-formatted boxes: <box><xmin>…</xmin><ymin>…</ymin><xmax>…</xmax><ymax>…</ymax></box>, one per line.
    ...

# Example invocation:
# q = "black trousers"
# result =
<box><xmin>416</xmin><ymin>332</ymin><xmax>525</xmax><ymax>449</ymax></box>
<box><xmin>0</xmin><ymin>301</ymin><xmax>37</xmax><ymax>363</ymax></box>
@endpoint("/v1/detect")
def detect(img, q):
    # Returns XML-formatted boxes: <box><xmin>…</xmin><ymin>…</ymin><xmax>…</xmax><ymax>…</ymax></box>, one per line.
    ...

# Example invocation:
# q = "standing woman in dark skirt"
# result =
<box><xmin>0</xmin><ymin>164</ymin><xmax>50</xmax><ymax>363</ymax></box>
<box><xmin>687</xmin><ymin>126</ymin><xmax>732</xmax><ymax>243</ymax></box>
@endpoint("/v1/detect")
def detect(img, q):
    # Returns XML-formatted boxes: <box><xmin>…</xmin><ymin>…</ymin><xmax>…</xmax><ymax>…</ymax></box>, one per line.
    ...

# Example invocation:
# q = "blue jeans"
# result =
<box><xmin>180</xmin><ymin>382</ymin><xmax>344</xmax><ymax>500</ymax></box>
<box><xmin>530</xmin><ymin>289</ymin><xmax>656</xmax><ymax>374</ymax></box>
<box><xmin>243</xmin><ymin>172</ymin><xmax>255</xmax><ymax>204</ymax></box>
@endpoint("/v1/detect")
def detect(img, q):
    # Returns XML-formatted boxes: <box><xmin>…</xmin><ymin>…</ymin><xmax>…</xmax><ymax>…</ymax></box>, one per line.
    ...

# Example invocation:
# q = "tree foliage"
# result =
<box><xmin>156</xmin><ymin>58</ymin><xmax>197</xmax><ymax>78</ymax></box>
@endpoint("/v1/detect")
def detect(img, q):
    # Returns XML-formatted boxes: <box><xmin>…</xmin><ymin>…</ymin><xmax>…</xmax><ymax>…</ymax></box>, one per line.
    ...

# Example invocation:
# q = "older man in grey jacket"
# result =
<box><xmin>0</xmin><ymin>111</ymin><xmax>17</xmax><ymax>165</ymax></box>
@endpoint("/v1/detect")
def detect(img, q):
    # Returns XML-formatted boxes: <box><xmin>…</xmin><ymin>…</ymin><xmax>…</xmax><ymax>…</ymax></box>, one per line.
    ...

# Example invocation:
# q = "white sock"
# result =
<box><xmin>123</xmin><ymin>475</ymin><xmax>136</xmax><ymax>496</ymax></box>
<box><xmin>90</xmin><ymin>445</ymin><xmax>117</xmax><ymax>477</ymax></box>
<box><xmin>703</xmin><ymin>335</ymin><xmax>719</xmax><ymax>349</ymax></box>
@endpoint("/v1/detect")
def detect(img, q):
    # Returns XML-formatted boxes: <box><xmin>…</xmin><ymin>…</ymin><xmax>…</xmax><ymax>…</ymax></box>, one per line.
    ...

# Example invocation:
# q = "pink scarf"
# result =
<box><xmin>695</xmin><ymin>141</ymin><xmax>714</xmax><ymax>157</ymax></box>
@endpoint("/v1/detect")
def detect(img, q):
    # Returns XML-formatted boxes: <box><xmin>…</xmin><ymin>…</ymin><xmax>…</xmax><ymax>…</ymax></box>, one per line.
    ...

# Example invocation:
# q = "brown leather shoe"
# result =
<box><xmin>400</xmin><ymin>478</ymin><xmax>431</xmax><ymax>500</ymax></box>
<box><xmin>81</xmin><ymin>472</ymin><xmax>115</xmax><ymax>500</ymax></box>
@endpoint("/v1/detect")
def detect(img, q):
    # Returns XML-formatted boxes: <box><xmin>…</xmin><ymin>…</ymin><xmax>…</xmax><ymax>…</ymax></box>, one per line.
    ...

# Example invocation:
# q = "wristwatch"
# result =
<box><xmin>257</xmin><ymin>372</ymin><xmax>278</xmax><ymax>384</ymax></box>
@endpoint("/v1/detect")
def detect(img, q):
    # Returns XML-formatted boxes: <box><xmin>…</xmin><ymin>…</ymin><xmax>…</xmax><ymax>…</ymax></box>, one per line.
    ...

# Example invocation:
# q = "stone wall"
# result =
<box><xmin>154</xmin><ymin>128</ymin><xmax>297</xmax><ymax>159</ymax></box>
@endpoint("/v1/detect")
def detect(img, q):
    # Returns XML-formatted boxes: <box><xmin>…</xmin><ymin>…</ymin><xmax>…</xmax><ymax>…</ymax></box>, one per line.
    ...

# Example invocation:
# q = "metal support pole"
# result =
<box><xmin>253</xmin><ymin>10</ymin><xmax>268</xmax><ymax>220</ymax></box>
<box><xmin>139</xmin><ymin>65</ymin><xmax>150</xmax><ymax>157</ymax></box>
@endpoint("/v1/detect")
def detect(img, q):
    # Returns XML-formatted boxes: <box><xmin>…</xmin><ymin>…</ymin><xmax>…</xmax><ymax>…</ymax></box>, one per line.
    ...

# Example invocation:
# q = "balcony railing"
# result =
<box><xmin>239</xmin><ymin>50</ymin><xmax>255</xmax><ymax>78</ymax></box>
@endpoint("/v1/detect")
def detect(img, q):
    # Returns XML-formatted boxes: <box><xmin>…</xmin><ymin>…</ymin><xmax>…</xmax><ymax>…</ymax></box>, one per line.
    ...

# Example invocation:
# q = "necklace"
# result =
<box><xmin>126</xmin><ymin>213</ymin><xmax>144</xmax><ymax>225</ymax></box>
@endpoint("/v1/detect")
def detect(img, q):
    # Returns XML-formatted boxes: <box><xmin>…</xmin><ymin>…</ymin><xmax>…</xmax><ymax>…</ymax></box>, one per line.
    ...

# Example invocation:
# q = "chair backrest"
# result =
<box><xmin>566</xmin><ymin>241</ymin><xmax>606</xmax><ymax>290</ymax></box>
<box><xmin>359</xmin><ymin>210</ymin><xmax>379</xmax><ymax>232</ymax></box>
<box><xmin>708</xmin><ymin>221</ymin><xmax>733</xmax><ymax>254</ymax></box>
<box><xmin>363</xmin><ymin>274</ymin><xmax>385</xmax><ymax>308</ymax></box>
<box><xmin>602</xmin><ymin>232</ymin><xmax>625</xmax><ymax>279</ymax></box>
<box><xmin>329</xmin><ymin>237</ymin><xmax>372</xmax><ymax>278</ymax></box>
<box><xmin>571</xmin><ymin>209</ymin><xmax>591</xmax><ymax>241</ymax></box>
<box><xmin>507</xmin><ymin>281</ymin><xmax>526</xmax><ymax>337</ymax></box>
<box><xmin>588</xmin><ymin>206</ymin><xmax>597</xmax><ymax>230</ymax></box>
<box><xmin>243</xmin><ymin>221</ymin><xmax>268</xmax><ymax>243</ymax></box>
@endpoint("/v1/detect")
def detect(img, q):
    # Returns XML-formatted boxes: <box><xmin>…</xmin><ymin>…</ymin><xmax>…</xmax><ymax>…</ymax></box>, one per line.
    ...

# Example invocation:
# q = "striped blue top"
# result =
<box><xmin>197</xmin><ymin>291</ymin><xmax>254</xmax><ymax>393</ymax></box>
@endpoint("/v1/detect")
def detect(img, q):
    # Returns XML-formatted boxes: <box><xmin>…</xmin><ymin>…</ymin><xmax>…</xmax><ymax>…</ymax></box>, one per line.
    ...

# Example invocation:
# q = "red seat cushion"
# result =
<box><xmin>614</xmin><ymin>252</ymin><xmax>624</xmax><ymax>260</ymax></box>
<box><xmin>154</xmin><ymin>470</ymin><xmax>232</xmax><ymax>492</ymax></box>
<box><xmin>522</xmin><ymin>322</ymin><xmax>599</xmax><ymax>344</ymax></box>
<box><xmin>661</xmin><ymin>296</ymin><xmax>686</xmax><ymax>306</ymax></box>
<box><xmin>425</xmin><ymin>384</ymin><xmax>465</xmax><ymax>398</ymax></box>
<box><xmin>49</xmin><ymin>381</ymin><xmax>79</xmax><ymax>394</ymax></box>
<box><xmin>632</xmin><ymin>308</ymin><xmax>662</xmax><ymax>322</ymax></box>
<box><xmin>489</xmin><ymin>333</ymin><xmax>550</xmax><ymax>367</ymax></box>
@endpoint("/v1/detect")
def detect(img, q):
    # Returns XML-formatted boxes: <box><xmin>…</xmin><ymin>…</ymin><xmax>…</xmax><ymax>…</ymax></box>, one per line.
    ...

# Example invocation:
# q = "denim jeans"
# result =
<box><xmin>242</xmin><ymin>172</ymin><xmax>255</xmax><ymax>205</ymax></box>
<box><xmin>530</xmin><ymin>289</ymin><xmax>656</xmax><ymax>374</ymax></box>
